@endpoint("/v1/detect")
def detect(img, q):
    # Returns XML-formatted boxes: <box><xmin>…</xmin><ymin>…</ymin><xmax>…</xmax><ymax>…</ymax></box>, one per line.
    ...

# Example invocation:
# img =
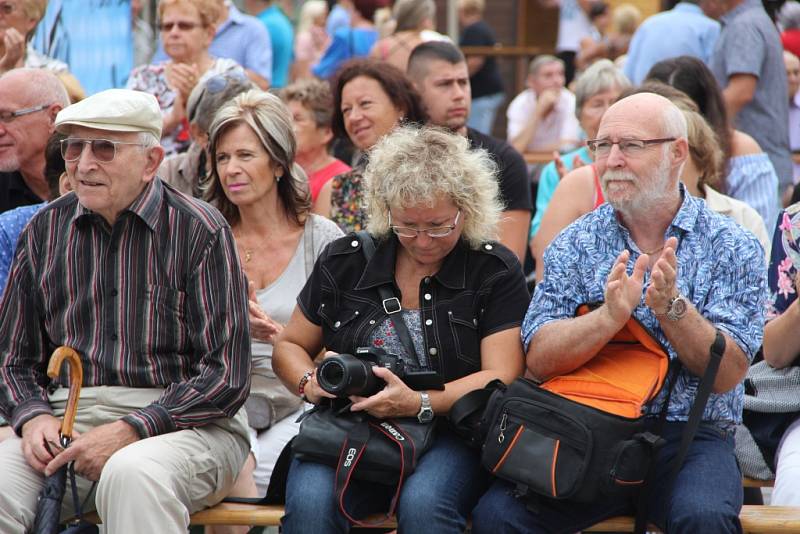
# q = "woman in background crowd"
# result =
<box><xmin>127</xmin><ymin>0</ymin><xmax>243</xmax><ymax>155</ymax></box>
<box><xmin>314</xmin><ymin>58</ymin><xmax>427</xmax><ymax>233</ymax></box>
<box><xmin>312</xmin><ymin>0</ymin><xmax>388</xmax><ymax>79</ymax></box>
<box><xmin>292</xmin><ymin>0</ymin><xmax>330</xmax><ymax>81</ymax></box>
<box><xmin>646</xmin><ymin>55</ymin><xmax>781</xmax><ymax>230</ymax></box>
<box><xmin>369</xmin><ymin>0</ymin><xmax>448</xmax><ymax>72</ymax></box>
<box><xmin>204</xmin><ymin>90</ymin><xmax>343</xmax><ymax>533</ymax></box>
<box><xmin>281</xmin><ymin>78</ymin><xmax>351</xmax><ymax>209</ymax></box>
<box><xmin>159</xmin><ymin>69</ymin><xmax>254</xmax><ymax>197</ymax></box>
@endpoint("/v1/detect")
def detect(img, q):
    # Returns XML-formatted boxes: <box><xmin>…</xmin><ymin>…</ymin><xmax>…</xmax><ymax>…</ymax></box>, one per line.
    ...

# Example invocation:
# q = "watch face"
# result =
<box><xmin>670</xmin><ymin>296</ymin><xmax>688</xmax><ymax>319</ymax></box>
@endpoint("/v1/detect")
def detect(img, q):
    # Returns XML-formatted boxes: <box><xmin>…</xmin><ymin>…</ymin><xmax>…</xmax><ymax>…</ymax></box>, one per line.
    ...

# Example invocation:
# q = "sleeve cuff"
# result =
<box><xmin>122</xmin><ymin>403</ymin><xmax>176</xmax><ymax>439</ymax></box>
<box><xmin>11</xmin><ymin>399</ymin><xmax>54</xmax><ymax>436</ymax></box>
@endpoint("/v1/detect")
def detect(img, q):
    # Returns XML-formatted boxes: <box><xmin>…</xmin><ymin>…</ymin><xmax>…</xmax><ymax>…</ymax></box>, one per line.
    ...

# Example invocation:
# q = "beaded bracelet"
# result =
<box><xmin>298</xmin><ymin>370</ymin><xmax>314</xmax><ymax>401</ymax></box>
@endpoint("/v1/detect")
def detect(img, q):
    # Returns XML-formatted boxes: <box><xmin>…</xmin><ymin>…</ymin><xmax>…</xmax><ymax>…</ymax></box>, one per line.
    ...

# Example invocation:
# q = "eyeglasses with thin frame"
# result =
<box><xmin>158</xmin><ymin>21</ymin><xmax>201</xmax><ymax>32</ymax></box>
<box><xmin>586</xmin><ymin>137</ymin><xmax>676</xmax><ymax>158</ymax></box>
<box><xmin>0</xmin><ymin>103</ymin><xmax>50</xmax><ymax>123</ymax></box>
<box><xmin>0</xmin><ymin>2</ymin><xmax>15</xmax><ymax>15</ymax></box>
<box><xmin>60</xmin><ymin>138</ymin><xmax>148</xmax><ymax>163</ymax></box>
<box><xmin>389</xmin><ymin>210</ymin><xmax>461</xmax><ymax>239</ymax></box>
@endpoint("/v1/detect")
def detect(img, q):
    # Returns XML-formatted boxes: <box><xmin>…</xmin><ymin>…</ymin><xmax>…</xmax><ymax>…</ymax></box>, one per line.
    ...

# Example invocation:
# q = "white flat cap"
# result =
<box><xmin>55</xmin><ymin>89</ymin><xmax>163</xmax><ymax>139</ymax></box>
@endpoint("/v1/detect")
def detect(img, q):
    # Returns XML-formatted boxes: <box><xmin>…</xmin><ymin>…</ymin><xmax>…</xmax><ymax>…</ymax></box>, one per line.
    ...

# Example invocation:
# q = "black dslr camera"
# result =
<box><xmin>317</xmin><ymin>347</ymin><xmax>444</xmax><ymax>397</ymax></box>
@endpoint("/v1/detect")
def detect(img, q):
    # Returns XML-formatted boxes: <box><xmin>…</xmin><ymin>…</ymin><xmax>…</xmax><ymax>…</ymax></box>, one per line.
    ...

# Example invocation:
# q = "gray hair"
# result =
<box><xmin>780</xmin><ymin>1</ymin><xmax>800</xmax><ymax>30</ymax></box>
<box><xmin>393</xmin><ymin>0</ymin><xmax>436</xmax><ymax>32</ymax></box>
<box><xmin>573</xmin><ymin>59</ymin><xmax>631</xmax><ymax>119</ymax></box>
<box><xmin>206</xmin><ymin>89</ymin><xmax>311</xmax><ymax>226</ymax></box>
<box><xmin>528</xmin><ymin>55</ymin><xmax>563</xmax><ymax>77</ymax></box>
<box><xmin>364</xmin><ymin>125</ymin><xmax>502</xmax><ymax>248</ymax></box>
<box><xmin>661</xmin><ymin>100</ymin><xmax>688</xmax><ymax>138</ymax></box>
<box><xmin>187</xmin><ymin>69</ymin><xmax>254</xmax><ymax>133</ymax></box>
<box><xmin>2</xmin><ymin>68</ymin><xmax>70</xmax><ymax>107</ymax></box>
<box><xmin>138</xmin><ymin>131</ymin><xmax>161</xmax><ymax>148</ymax></box>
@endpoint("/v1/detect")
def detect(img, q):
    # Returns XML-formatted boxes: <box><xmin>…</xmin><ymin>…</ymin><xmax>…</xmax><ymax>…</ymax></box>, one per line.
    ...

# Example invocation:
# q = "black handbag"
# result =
<box><xmin>290</xmin><ymin>231</ymin><xmax>439</xmax><ymax>526</ymax></box>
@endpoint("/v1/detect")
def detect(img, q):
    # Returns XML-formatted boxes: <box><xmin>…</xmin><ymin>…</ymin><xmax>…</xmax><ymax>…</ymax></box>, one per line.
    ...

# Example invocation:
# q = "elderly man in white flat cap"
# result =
<box><xmin>0</xmin><ymin>89</ymin><xmax>252</xmax><ymax>533</ymax></box>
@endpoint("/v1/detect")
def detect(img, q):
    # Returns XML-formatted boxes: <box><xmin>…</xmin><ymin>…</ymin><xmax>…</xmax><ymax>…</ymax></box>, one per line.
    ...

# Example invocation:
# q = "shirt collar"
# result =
<box><xmin>721</xmin><ymin>0</ymin><xmax>761</xmax><ymax>25</ymax></box>
<box><xmin>355</xmin><ymin>234</ymin><xmax>469</xmax><ymax>291</ymax></box>
<box><xmin>74</xmin><ymin>177</ymin><xmax>163</xmax><ymax>232</ymax></box>
<box><xmin>220</xmin><ymin>2</ymin><xmax>244</xmax><ymax>31</ymax></box>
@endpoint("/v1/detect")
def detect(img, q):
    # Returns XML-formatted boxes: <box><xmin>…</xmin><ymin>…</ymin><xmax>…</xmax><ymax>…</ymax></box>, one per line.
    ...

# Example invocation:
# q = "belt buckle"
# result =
<box><xmin>382</xmin><ymin>297</ymin><xmax>402</xmax><ymax>314</ymax></box>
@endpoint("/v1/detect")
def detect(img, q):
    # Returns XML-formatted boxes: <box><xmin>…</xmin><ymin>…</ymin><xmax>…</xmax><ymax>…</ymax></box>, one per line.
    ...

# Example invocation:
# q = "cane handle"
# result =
<box><xmin>46</xmin><ymin>347</ymin><xmax>82</xmax><ymax>442</ymax></box>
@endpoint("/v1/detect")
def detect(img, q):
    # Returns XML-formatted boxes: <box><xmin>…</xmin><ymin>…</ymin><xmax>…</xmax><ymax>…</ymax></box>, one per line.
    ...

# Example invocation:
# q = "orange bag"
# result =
<box><xmin>540</xmin><ymin>304</ymin><xmax>670</xmax><ymax>418</ymax></box>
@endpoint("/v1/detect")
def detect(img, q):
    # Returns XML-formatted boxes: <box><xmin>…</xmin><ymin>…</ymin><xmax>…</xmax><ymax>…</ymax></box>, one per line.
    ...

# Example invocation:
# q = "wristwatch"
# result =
<box><xmin>661</xmin><ymin>294</ymin><xmax>688</xmax><ymax>321</ymax></box>
<box><xmin>417</xmin><ymin>391</ymin><xmax>434</xmax><ymax>423</ymax></box>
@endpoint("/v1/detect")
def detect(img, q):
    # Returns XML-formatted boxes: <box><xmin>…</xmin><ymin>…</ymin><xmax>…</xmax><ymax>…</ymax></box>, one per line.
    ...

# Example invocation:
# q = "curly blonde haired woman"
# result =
<box><xmin>273</xmin><ymin>125</ymin><xmax>529</xmax><ymax>533</ymax></box>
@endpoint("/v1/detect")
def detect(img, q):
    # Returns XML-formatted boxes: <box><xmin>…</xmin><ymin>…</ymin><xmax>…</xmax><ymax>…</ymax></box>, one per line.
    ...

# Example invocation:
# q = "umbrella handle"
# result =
<box><xmin>46</xmin><ymin>347</ymin><xmax>83</xmax><ymax>444</ymax></box>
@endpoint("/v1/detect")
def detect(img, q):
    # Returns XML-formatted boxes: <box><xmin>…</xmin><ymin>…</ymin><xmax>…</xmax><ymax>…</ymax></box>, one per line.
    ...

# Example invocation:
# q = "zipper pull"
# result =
<box><xmin>498</xmin><ymin>412</ymin><xmax>508</xmax><ymax>444</ymax></box>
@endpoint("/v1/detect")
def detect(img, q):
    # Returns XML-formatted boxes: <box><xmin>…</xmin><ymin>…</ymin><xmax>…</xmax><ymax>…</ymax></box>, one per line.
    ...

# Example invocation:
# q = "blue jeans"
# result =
<box><xmin>472</xmin><ymin>421</ymin><xmax>743</xmax><ymax>534</ymax></box>
<box><xmin>282</xmin><ymin>426</ymin><xmax>487</xmax><ymax>533</ymax></box>
<box><xmin>468</xmin><ymin>92</ymin><xmax>505</xmax><ymax>135</ymax></box>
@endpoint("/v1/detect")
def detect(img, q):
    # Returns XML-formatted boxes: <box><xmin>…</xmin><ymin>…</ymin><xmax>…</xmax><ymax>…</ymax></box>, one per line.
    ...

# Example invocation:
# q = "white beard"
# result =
<box><xmin>601</xmin><ymin>155</ymin><xmax>675</xmax><ymax>220</ymax></box>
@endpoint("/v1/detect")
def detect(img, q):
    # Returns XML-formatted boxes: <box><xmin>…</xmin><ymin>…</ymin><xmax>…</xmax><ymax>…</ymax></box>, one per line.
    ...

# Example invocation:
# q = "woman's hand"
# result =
<box><xmin>166</xmin><ymin>62</ymin><xmax>200</xmax><ymax>104</ymax></box>
<box><xmin>349</xmin><ymin>366</ymin><xmax>421</xmax><ymax>419</ymax></box>
<box><xmin>303</xmin><ymin>368</ymin><xmax>337</xmax><ymax>404</ymax></box>
<box><xmin>0</xmin><ymin>28</ymin><xmax>25</xmax><ymax>72</ymax></box>
<box><xmin>248</xmin><ymin>282</ymin><xmax>282</xmax><ymax>343</ymax></box>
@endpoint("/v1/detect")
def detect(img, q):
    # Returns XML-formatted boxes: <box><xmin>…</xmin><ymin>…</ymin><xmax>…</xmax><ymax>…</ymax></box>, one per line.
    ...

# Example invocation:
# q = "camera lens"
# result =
<box><xmin>317</xmin><ymin>354</ymin><xmax>383</xmax><ymax>397</ymax></box>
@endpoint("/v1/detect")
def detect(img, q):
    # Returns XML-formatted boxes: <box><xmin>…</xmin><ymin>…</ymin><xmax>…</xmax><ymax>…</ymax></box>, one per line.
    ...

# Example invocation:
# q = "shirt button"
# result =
<box><xmin>351</xmin><ymin>240</ymin><xmax>359</xmax><ymax>247</ymax></box>
<box><xmin>425</xmin><ymin>319</ymin><xmax>433</xmax><ymax>326</ymax></box>
<box><xmin>484</xmin><ymin>244</ymin><xmax>493</xmax><ymax>251</ymax></box>
<box><xmin>334</xmin><ymin>320</ymin><xmax>341</xmax><ymax>328</ymax></box>
<box><xmin>429</xmin><ymin>347</ymin><xmax>438</xmax><ymax>356</ymax></box>
<box><xmin>369</xmin><ymin>319</ymin><xmax>376</xmax><ymax>325</ymax></box>
<box><xmin>423</xmin><ymin>277</ymin><xmax>431</xmax><ymax>284</ymax></box>
<box><xmin>424</xmin><ymin>293</ymin><xmax>432</xmax><ymax>301</ymax></box>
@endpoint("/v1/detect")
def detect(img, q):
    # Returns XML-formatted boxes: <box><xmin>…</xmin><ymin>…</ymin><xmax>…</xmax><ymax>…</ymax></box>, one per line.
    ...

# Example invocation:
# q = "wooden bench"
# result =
<box><xmin>86</xmin><ymin>478</ymin><xmax>787</xmax><ymax>530</ymax></box>
<box><xmin>183</xmin><ymin>503</ymin><xmax>800</xmax><ymax>532</ymax></box>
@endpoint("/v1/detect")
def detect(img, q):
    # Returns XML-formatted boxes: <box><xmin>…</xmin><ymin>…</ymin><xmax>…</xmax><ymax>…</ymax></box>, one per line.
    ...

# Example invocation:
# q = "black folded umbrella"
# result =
<box><xmin>33</xmin><ymin>347</ymin><xmax>83</xmax><ymax>534</ymax></box>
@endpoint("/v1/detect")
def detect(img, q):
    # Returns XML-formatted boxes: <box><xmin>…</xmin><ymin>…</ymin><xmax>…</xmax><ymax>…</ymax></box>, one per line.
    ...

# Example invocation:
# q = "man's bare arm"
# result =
<box><xmin>722</xmin><ymin>73</ymin><xmax>757</xmax><ymax>121</ymax></box>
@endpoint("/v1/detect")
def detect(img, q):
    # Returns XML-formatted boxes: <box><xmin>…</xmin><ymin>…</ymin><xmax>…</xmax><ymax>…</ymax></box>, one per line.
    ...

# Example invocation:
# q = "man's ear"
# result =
<box><xmin>47</xmin><ymin>105</ymin><xmax>63</xmax><ymax>132</ymax></box>
<box><xmin>143</xmin><ymin>145</ymin><xmax>166</xmax><ymax>182</ymax></box>
<box><xmin>671</xmin><ymin>137</ymin><xmax>690</xmax><ymax>168</ymax></box>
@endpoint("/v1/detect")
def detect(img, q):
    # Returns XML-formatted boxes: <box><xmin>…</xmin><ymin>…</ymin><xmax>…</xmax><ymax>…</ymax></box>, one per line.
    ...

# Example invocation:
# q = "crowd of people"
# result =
<box><xmin>0</xmin><ymin>0</ymin><xmax>799</xmax><ymax>532</ymax></box>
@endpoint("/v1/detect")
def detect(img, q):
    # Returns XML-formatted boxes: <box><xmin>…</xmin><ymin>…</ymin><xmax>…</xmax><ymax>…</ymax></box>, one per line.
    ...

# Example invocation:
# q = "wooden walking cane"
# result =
<box><xmin>33</xmin><ymin>347</ymin><xmax>86</xmax><ymax>534</ymax></box>
<box><xmin>47</xmin><ymin>347</ymin><xmax>83</xmax><ymax>448</ymax></box>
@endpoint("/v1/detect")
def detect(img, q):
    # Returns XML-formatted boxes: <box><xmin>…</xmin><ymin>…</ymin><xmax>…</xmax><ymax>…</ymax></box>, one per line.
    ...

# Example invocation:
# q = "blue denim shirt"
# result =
<box><xmin>523</xmin><ymin>187</ymin><xmax>767</xmax><ymax>425</ymax></box>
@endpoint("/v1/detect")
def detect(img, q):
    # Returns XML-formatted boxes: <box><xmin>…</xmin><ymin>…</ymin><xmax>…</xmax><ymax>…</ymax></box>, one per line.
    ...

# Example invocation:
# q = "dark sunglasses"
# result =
<box><xmin>60</xmin><ymin>138</ymin><xmax>147</xmax><ymax>163</ymax></box>
<box><xmin>158</xmin><ymin>21</ymin><xmax>201</xmax><ymax>32</ymax></box>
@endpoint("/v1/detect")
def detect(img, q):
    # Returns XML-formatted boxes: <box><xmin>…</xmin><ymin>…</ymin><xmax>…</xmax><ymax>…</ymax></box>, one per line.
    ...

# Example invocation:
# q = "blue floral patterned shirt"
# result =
<box><xmin>0</xmin><ymin>203</ymin><xmax>44</xmax><ymax>296</ymax></box>
<box><xmin>523</xmin><ymin>187</ymin><xmax>767</xmax><ymax>425</ymax></box>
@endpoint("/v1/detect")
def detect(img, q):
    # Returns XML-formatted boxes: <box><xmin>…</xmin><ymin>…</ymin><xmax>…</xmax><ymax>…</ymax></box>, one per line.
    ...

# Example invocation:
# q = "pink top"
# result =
<box><xmin>309</xmin><ymin>159</ymin><xmax>352</xmax><ymax>201</ymax></box>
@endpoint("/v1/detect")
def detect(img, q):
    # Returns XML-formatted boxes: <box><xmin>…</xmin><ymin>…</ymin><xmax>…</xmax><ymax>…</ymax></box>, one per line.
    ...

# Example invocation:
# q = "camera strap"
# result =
<box><xmin>334</xmin><ymin>418</ymin><xmax>416</xmax><ymax>527</ymax></box>
<box><xmin>357</xmin><ymin>231</ymin><xmax>420</xmax><ymax>363</ymax></box>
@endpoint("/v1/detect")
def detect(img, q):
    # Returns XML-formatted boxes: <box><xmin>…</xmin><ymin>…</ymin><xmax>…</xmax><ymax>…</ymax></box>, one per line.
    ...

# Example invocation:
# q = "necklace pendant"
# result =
<box><xmin>245</xmin><ymin>250</ymin><xmax>252</xmax><ymax>263</ymax></box>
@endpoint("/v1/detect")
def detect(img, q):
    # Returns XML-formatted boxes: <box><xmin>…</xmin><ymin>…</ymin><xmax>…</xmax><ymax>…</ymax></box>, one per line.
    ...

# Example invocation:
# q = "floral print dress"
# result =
<box><xmin>767</xmin><ymin>202</ymin><xmax>800</xmax><ymax>319</ymax></box>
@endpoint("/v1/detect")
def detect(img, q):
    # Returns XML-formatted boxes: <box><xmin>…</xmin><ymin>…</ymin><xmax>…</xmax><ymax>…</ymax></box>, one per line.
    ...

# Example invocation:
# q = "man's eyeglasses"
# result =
<box><xmin>60</xmin><ymin>138</ymin><xmax>147</xmax><ymax>163</ymax></box>
<box><xmin>389</xmin><ymin>210</ymin><xmax>461</xmax><ymax>239</ymax></box>
<box><xmin>0</xmin><ymin>2</ymin><xmax>16</xmax><ymax>15</ymax></box>
<box><xmin>0</xmin><ymin>103</ymin><xmax>50</xmax><ymax>123</ymax></box>
<box><xmin>158</xmin><ymin>21</ymin><xmax>201</xmax><ymax>32</ymax></box>
<box><xmin>586</xmin><ymin>137</ymin><xmax>676</xmax><ymax>158</ymax></box>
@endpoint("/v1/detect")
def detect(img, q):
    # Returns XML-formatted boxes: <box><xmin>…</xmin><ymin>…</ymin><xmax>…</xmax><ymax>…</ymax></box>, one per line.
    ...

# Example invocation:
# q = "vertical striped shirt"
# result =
<box><xmin>0</xmin><ymin>178</ymin><xmax>251</xmax><ymax>438</ymax></box>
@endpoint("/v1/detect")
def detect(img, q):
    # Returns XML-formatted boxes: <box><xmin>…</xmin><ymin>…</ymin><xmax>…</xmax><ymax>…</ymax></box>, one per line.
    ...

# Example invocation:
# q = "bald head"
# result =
<box><xmin>602</xmin><ymin>92</ymin><xmax>687</xmax><ymax>140</ymax></box>
<box><xmin>0</xmin><ymin>68</ymin><xmax>70</xmax><ymax>108</ymax></box>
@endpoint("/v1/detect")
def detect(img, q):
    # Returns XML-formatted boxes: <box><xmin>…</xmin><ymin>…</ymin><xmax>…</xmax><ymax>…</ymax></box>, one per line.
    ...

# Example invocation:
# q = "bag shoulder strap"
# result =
<box><xmin>356</xmin><ymin>231</ymin><xmax>419</xmax><ymax>361</ymax></box>
<box><xmin>304</xmin><ymin>215</ymin><xmax>316</xmax><ymax>275</ymax></box>
<box><xmin>334</xmin><ymin>418</ymin><xmax>416</xmax><ymax>527</ymax></box>
<box><xmin>633</xmin><ymin>330</ymin><xmax>726</xmax><ymax>534</ymax></box>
